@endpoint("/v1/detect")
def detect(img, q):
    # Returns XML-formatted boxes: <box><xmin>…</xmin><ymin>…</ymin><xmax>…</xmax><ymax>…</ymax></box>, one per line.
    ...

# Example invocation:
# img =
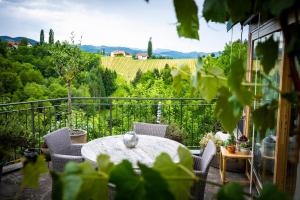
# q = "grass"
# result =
<box><xmin>101</xmin><ymin>56</ymin><xmax>197</xmax><ymax>80</ymax></box>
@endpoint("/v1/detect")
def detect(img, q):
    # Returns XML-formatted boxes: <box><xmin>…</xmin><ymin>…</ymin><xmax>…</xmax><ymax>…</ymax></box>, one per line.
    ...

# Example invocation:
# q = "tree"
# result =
<box><xmin>131</xmin><ymin>68</ymin><xmax>143</xmax><ymax>86</ymax></box>
<box><xmin>147</xmin><ymin>37</ymin><xmax>153</xmax><ymax>58</ymax></box>
<box><xmin>40</xmin><ymin>29</ymin><xmax>44</xmax><ymax>45</ymax></box>
<box><xmin>49</xmin><ymin>32</ymin><xmax>85</xmax><ymax>129</ymax></box>
<box><xmin>19</xmin><ymin>38</ymin><xmax>28</xmax><ymax>46</ymax></box>
<box><xmin>49</xmin><ymin>29</ymin><xmax>54</xmax><ymax>44</ymax></box>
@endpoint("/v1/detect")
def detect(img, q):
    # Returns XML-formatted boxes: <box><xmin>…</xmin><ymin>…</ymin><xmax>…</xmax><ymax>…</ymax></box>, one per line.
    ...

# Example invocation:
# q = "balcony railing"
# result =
<box><xmin>0</xmin><ymin>97</ymin><xmax>217</xmax><ymax>162</ymax></box>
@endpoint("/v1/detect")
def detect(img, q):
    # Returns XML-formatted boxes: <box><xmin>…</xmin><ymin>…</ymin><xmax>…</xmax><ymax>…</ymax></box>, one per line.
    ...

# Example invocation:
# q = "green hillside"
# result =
<box><xmin>101</xmin><ymin>56</ymin><xmax>197</xmax><ymax>80</ymax></box>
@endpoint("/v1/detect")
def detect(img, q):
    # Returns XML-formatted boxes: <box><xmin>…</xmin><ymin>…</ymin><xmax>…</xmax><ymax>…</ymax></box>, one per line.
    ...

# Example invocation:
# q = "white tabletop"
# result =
<box><xmin>81</xmin><ymin>135</ymin><xmax>186</xmax><ymax>168</ymax></box>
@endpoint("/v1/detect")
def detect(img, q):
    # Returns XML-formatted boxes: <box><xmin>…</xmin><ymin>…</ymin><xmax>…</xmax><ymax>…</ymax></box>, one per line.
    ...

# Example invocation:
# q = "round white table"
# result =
<box><xmin>81</xmin><ymin>135</ymin><xmax>186</xmax><ymax>168</ymax></box>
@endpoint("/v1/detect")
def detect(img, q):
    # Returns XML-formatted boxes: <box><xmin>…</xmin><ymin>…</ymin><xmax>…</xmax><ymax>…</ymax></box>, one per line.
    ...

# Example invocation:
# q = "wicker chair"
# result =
<box><xmin>43</xmin><ymin>127</ymin><xmax>84</xmax><ymax>172</ymax></box>
<box><xmin>190</xmin><ymin>140</ymin><xmax>216</xmax><ymax>200</ymax></box>
<box><xmin>133</xmin><ymin>122</ymin><xmax>168</xmax><ymax>137</ymax></box>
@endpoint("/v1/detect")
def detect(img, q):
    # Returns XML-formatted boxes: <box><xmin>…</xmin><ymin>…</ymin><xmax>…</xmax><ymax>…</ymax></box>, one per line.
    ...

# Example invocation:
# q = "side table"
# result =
<box><xmin>219</xmin><ymin>146</ymin><xmax>252</xmax><ymax>184</ymax></box>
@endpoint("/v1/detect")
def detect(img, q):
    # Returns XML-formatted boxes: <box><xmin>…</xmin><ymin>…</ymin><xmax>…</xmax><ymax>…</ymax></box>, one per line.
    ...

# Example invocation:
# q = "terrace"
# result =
<box><xmin>0</xmin><ymin>97</ymin><xmax>256</xmax><ymax>199</ymax></box>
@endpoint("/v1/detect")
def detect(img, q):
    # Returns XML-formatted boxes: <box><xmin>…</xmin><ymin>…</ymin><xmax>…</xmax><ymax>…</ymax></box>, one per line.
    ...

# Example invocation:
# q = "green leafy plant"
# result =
<box><xmin>165</xmin><ymin>123</ymin><xmax>186</xmax><ymax>144</ymax></box>
<box><xmin>199</xmin><ymin>132</ymin><xmax>223</xmax><ymax>152</ymax></box>
<box><xmin>224</xmin><ymin>134</ymin><xmax>236</xmax><ymax>148</ymax></box>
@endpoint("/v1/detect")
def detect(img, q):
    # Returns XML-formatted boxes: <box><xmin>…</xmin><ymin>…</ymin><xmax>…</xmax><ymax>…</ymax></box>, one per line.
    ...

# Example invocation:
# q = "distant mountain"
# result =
<box><xmin>80</xmin><ymin>45</ymin><xmax>146</xmax><ymax>55</ymax></box>
<box><xmin>81</xmin><ymin>45</ymin><xmax>217</xmax><ymax>59</ymax></box>
<box><xmin>0</xmin><ymin>36</ymin><xmax>38</xmax><ymax>45</ymax></box>
<box><xmin>0</xmin><ymin>35</ymin><xmax>218</xmax><ymax>58</ymax></box>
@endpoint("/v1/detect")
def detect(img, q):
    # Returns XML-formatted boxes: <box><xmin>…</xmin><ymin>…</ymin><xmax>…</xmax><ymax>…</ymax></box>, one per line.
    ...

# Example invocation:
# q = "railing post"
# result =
<box><xmin>30</xmin><ymin>103</ymin><xmax>35</xmax><ymax>142</ymax></box>
<box><xmin>109</xmin><ymin>99</ymin><xmax>113</xmax><ymax>136</ymax></box>
<box><xmin>180</xmin><ymin>98</ymin><xmax>183</xmax><ymax>128</ymax></box>
<box><xmin>54</xmin><ymin>105</ymin><xmax>57</xmax><ymax>130</ymax></box>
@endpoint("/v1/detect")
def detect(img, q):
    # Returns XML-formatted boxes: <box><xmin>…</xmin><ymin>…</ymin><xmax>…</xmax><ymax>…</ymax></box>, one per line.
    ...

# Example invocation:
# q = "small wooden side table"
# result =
<box><xmin>219</xmin><ymin>146</ymin><xmax>253</xmax><ymax>184</ymax></box>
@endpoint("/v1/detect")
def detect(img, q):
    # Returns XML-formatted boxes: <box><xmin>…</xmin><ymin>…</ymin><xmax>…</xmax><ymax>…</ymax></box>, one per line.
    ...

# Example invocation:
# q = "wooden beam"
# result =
<box><xmin>274</xmin><ymin>50</ymin><xmax>292</xmax><ymax>190</ymax></box>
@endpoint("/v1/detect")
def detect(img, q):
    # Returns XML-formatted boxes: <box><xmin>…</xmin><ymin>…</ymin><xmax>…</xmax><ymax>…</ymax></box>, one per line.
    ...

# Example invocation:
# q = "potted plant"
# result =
<box><xmin>237</xmin><ymin>135</ymin><xmax>248</xmax><ymax>152</ymax></box>
<box><xmin>225</xmin><ymin>134</ymin><xmax>236</xmax><ymax>153</ymax></box>
<box><xmin>240</xmin><ymin>141</ymin><xmax>251</xmax><ymax>155</ymax></box>
<box><xmin>0</xmin><ymin>120</ymin><xmax>31</xmax><ymax>181</ymax></box>
<box><xmin>50</xmin><ymin>32</ymin><xmax>87</xmax><ymax>143</ymax></box>
<box><xmin>165</xmin><ymin>124</ymin><xmax>187</xmax><ymax>144</ymax></box>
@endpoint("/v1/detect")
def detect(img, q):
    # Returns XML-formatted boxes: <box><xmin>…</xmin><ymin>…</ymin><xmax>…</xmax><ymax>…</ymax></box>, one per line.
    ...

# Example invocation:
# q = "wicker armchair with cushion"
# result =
<box><xmin>190</xmin><ymin>140</ymin><xmax>216</xmax><ymax>200</ymax></box>
<box><xmin>133</xmin><ymin>122</ymin><xmax>168</xmax><ymax>137</ymax></box>
<box><xmin>43</xmin><ymin>127</ymin><xmax>84</xmax><ymax>172</ymax></box>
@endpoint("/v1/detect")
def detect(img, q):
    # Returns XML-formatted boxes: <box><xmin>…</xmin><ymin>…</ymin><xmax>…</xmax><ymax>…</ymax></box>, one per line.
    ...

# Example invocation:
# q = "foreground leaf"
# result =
<box><xmin>97</xmin><ymin>154</ymin><xmax>114</xmax><ymax>175</ymax></box>
<box><xmin>225</xmin><ymin>0</ymin><xmax>251</xmax><ymax>23</ymax></box>
<box><xmin>227</xmin><ymin>58</ymin><xmax>252</xmax><ymax>105</ymax></box>
<box><xmin>51</xmin><ymin>162</ymin><xmax>109</xmax><ymax>200</ymax></box>
<box><xmin>110</xmin><ymin>160</ymin><xmax>144</xmax><ymax>200</ymax></box>
<box><xmin>139</xmin><ymin>163</ymin><xmax>174</xmax><ymax>200</ymax></box>
<box><xmin>257</xmin><ymin>183</ymin><xmax>288</xmax><ymax>200</ymax></box>
<box><xmin>216</xmin><ymin>183</ymin><xmax>245</xmax><ymax>200</ymax></box>
<box><xmin>203</xmin><ymin>0</ymin><xmax>228</xmax><ymax>23</ymax></box>
<box><xmin>215</xmin><ymin>87</ymin><xmax>243</xmax><ymax>132</ymax></box>
<box><xmin>252</xmin><ymin>100</ymin><xmax>278</xmax><ymax>137</ymax></box>
<box><xmin>269</xmin><ymin>0</ymin><xmax>295</xmax><ymax>16</ymax></box>
<box><xmin>22</xmin><ymin>155</ymin><xmax>48</xmax><ymax>189</ymax></box>
<box><xmin>173</xmin><ymin>0</ymin><xmax>199</xmax><ymax>39</ymax></box>
<box><xmin>153</xmin><ymin>148</ymin><xmax>196</xmax><ymax>200</ymax></box>
<box><xmin>256</xmin><ymin>36</ymin><xmax>279</xmax><ymax>74</ymax></box>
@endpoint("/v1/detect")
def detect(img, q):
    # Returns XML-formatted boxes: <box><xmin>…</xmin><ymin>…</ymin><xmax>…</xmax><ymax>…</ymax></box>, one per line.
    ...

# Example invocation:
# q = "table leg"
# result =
<box><xmin>222</xmin><ymin>157</ymin><xmax>226</xmax><ymax>183</ymax></box>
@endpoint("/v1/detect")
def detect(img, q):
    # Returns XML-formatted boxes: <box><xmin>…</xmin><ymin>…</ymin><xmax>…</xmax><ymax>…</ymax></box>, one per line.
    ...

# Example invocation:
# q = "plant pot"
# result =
<box><xmin>23</xmin><ymin>148</ymin><xmax>39</xmax><ymax>166</ymax></box>
<box><xmin>227</xmin><ymin>145</ymin><xmax>236</xmax><ymax>153</ymax></box>
<box><xmin>240</xmin><ymin>147</ymin><xmax>250</xmax><ymax>155</ymax></box>
<box><xmin>70</xmin><ymin>129</ymin><xmax>87</xmax><ymax>143</ymax></box>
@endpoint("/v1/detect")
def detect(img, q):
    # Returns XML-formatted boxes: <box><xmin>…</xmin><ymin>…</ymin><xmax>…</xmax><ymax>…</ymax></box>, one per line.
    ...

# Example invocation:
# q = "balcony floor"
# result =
<box><xmin>0</xmin><ymin>163</ymin><xmax>255</xmax><ymax>200</ymax></box>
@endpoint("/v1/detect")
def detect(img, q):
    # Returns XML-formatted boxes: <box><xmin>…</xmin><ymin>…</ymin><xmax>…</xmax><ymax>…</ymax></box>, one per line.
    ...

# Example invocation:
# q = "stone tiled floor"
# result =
<box><xmin>0</xmin><ymin>165</ymin><xmax>254</xmax><ymax>200</ymax></box>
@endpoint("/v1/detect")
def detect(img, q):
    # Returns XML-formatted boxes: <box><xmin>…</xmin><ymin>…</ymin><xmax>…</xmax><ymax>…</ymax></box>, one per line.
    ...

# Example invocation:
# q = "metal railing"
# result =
<box><xmin>0</xmin><ymin>97</ymin><xmax>217</xmax><ymax>161</ymax></box>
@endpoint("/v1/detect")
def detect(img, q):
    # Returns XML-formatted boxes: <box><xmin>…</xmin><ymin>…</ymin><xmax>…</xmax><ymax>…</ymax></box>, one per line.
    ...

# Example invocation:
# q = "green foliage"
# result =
<box><xmin>256</xmin><ymin>36</ymin><xmax>279</xmax><ymax>74</ymax></box>
<box><xmin>22</xmin><ymin>155</ymin><xmax>48</xmax><ymax>189</ymax></box>
<box><xmin>20</xmin><ymin>38</ymin><xmax>28</xmax><ymax>46</ymax></box>
<box><xmin>24</xmin><ymin>82</ymin><xmax>48</xmax><ymax>100</ymax></box>
<box><xmin>131</xmin><ymin>68</ymin><xmax>143</xmax><ymax>86</ymax></box>
<box><xmin>147</xmin><ymin>37</ymin><xmax>153</xmax><ymax>58</ymax></box>
<box><xmin>173</xmin><ymin>0</ymin><xmax>199</xmax><ymax>39</ymax></box>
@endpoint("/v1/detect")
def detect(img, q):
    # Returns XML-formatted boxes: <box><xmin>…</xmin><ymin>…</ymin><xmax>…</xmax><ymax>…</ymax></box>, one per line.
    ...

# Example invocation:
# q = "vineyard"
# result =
<box><xmin>101</xmin><ymin>56</ymin><xmax>197</xmax><ymax>80</ymax></box>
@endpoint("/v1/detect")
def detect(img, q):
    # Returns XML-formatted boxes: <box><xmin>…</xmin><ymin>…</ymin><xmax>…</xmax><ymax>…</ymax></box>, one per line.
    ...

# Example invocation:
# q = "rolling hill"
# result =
<box><xmin>0</xmin><ymin>36</ymin><xmax>38</xmax><ymax>45</ymax></box>
<box><xmin>101</xmin><ymin>56</ymin><xmax>197</xmax><ymax>80</ymax></box>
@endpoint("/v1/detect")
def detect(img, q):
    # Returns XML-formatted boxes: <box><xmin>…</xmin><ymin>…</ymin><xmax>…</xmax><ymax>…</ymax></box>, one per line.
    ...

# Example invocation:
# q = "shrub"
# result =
<box><xmin>165</xmin><ymin>124</ymin><xmax>186</xmax><ymax>144</ymax></box>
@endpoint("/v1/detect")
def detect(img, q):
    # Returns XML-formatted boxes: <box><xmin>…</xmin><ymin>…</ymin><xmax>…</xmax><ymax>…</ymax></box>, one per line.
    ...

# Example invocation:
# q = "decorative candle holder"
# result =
<box><xmin>123</xmin><ymin>131</ymin><xmax>138</xmax><ymax>148</ymax></box>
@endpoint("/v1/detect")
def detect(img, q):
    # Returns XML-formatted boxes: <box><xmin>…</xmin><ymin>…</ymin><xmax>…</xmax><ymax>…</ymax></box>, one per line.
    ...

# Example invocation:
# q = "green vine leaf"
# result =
<box><xmin>173</xmin><ymin>0</ymin><xmax>199</xmax><ymax>39</ymax></box>
<box><xmin>138</xmin><ymin>163</ymin><xmax>174</xmax><ymax>200</ymax></box>
<box><xmin>109</xmin><ymin>160</ymin><xmax>145</xmax><ymax>200</ymax></box>
<box><xmin>51</xmin><ymin>162</ymin><xmax>109</xmax><ymax>200</ymax></box>
<box><xmin>21</xmin><ymin>155</ymin><xmax>48</xmax><ymax>189</ymax></box>
<box><xmin>97</xmin><ymin>154</ymin><xmax>114</xmax><ymax>175</ymax></box>
<box><xmin>215</xmin><ymin>87</ymin><xmax>243</xmax><ymax>132</ymax></box>
<box><xmin>216</xmin><ymin>182</ymin><xmax>245</xmax><ymax>200</ymax></box>
<box><xmin>153</xmin><ymin>147</ymin><xmax>196</xmax><ymax>200</ymax></box>
<box><xmin>257</xmin><ymin>183</ymin><xmax>288</xmax><ymax>200</ymax></box>
<box><xmin>252</xmin><ymin>100</ymin><xmax>278</xmax><ymax>137</ymax></box>
<box><xmin>203</xmin><ymin>0</ymin><xmax>228</xmax><ymax>23</ymax></box>
<box><xmin>269</xmin><ymin>0</ymin><xmax>295</xmax><ymax>16</ymax></box>
<box><xmin>227</xmin><ymin>58</ymin><xmax>252</xmax><ymax>105</ymax></box>
<box><xmin>256</xmin><ymin>36</ymin><xmax>279</xmax><ymax>74</ymax></box>
<box><xmin>225</xmin><ymin>0</ymin><xmax>252</xmax><ymax>23</ymax></box>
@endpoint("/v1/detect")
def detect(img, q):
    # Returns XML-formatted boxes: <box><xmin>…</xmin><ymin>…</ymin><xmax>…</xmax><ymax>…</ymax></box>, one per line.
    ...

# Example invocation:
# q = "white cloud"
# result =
<box><xmin>0</xmin><ymin>0</ymin><xmax>248</xmax><ymax>52</ymax></box>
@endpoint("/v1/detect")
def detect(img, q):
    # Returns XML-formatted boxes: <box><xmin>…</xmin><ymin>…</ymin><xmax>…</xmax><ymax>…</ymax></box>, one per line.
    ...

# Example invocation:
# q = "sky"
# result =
<box><xmin>0</xmin><ymin>0</ymin><xmax>248</xmax><ymax>52</ymax></box>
